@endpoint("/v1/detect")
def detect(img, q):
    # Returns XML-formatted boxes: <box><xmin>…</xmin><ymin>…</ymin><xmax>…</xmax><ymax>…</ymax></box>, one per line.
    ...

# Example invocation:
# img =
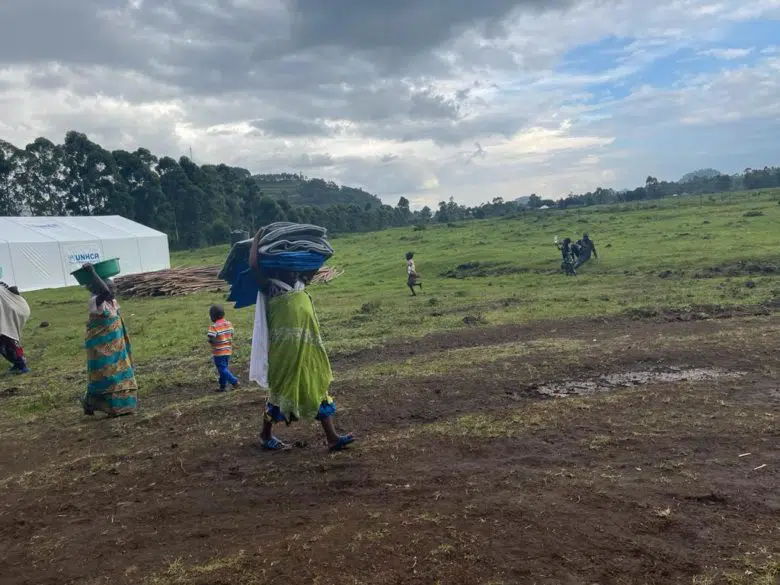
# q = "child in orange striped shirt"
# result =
<box><xmin>208</xmin><ymin>304</ymin><xmax>239</xmax><ymax>392</ymax></box>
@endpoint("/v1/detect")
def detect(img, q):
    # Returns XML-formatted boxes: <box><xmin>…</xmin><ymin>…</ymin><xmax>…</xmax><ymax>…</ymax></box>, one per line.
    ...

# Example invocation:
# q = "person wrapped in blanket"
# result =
<box><xmin>573</xmin><ymin>233</ymin><xmax>598</xmax><ymax>270</ymax></box>
<box><xmin>80</xmin><ymin>263</ymin><xmax>138</xmax><ymax>417</ymax></box>
<box><xmin>0</xmin><ymin>282</ymin><xmax>31</xmax><ymax>374</ymax></box>
<box><xmin>254</xmin><ymin>268</ymin><xmax>355</xmax><ymax>451</ymax></box>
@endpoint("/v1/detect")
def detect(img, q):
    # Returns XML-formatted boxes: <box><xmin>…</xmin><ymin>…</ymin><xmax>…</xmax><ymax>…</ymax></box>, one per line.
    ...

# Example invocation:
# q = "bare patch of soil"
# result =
<box><xmin>441</xmin><ymin>261</ymin><xmax>533</xmax><ymax>278</ymax></box>
<box><xmin>531</xmin><ymin>367</ymin><xmax>745</xmax><ymax>397</ymax></box>
<box><xmin>693</xmin><ymin>259</ymin><xmax>780</xmax><ymax>278</ymax></box>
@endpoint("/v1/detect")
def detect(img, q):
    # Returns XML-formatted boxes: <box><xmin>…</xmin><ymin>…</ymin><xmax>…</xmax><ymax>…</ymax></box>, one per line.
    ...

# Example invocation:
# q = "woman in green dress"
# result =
<box><xmin>80</xmin><ymin>263</ymin><xmax>138</xmax><ymax>417</ymax></box>
<box><xmin>259</xmin><ymin>270</ymin><xmax>354</xmax><ymax>451</ymax></box>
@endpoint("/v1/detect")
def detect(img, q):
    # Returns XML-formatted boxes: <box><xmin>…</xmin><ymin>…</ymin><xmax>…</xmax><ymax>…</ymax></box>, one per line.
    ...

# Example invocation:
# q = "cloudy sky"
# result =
<box><xmin>1</xmin><ymin>0</ymin><xmax>779</xmax><ymax>208</ymax></box>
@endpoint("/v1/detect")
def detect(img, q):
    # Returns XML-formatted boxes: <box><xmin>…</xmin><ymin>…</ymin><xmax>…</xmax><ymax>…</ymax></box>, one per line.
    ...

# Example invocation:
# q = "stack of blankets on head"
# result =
<box><xmin>218</xmin><ymin>222</ymin><xmax>334</xmax><ymax>309</ymax></box>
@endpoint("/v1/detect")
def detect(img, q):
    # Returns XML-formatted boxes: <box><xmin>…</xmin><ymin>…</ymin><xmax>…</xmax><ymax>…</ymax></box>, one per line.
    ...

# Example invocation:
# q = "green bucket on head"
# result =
<box><xmin>71</xmin><ymin>258</ymin><xmax>121</xmax><ymax>285</ymax></box>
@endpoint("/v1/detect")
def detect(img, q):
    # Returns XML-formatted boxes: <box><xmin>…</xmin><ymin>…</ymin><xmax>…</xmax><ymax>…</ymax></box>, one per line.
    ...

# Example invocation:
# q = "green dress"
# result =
<box><xmin>267</xmin><ymin>291</ymin><xmax>333</xmax><ymax>422</ymax></box>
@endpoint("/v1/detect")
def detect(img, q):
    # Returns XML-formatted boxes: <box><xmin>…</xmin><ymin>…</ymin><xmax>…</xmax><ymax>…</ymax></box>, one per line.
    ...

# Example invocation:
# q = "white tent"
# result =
<box><xmin>0</xmin><ymin>216</ymin><xmax>170</xmax><ymax>291</ymax></box>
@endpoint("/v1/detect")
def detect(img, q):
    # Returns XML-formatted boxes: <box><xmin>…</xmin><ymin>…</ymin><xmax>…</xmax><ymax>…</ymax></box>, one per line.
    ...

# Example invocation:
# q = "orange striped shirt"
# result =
<box><xmin>208</xmin><ymin>318</ymin><xmax>234</xmax><ymax>356</ymax></box>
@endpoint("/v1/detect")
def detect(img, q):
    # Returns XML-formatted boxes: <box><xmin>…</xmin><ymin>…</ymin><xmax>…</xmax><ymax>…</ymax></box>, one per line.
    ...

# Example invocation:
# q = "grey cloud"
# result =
<box><xmin>392</xmin><ymin>112</ymin><xmax>528</xmax><ymax>146</ymax></box>
<box><xmin>252</xmin><ymin>149</ymin><xmax>439</xmax><ymax>198</ymax></box>
<box><xmin>25</xmin><ymin>67</ymin><xmax>71</xmax><ymax>91</ymax></box>
<box><xmin>32</xmin><ymin>107</ymin><xmax>184</xmax><ymax>159</ymax></box>
<box><xmin>251</xmin><ymin>117</ymin><xmax>335</xmax><ymax>138</ymax></box>
<box><xmin>288</xmin><ymin>0</ymin><xmax>568</xmax><ymax>57</ymax></box>
<box><xmin>467</xmin><ymin>142</ymin><xmax>487</xmax><ymax>163</ymax></box>
<box><xmin>332</xmin><ymin>82</ymin><xmax>463</xmax><ymax>125</ymax></box>
<box><xmin>0</xmin><ymin>0</ymin><xmax>581</xmax><ymax>152</ymax></box>
<box><xmin>180</xmin><ymin>79</ymin><xmax>468</xmax><ymax>137</ymax></box>
<box><xmin>0</xmin><ymin>0</ymin><xmax>142</xmax><ymax>68</ymax></box>
<box><xmin>330</xmin><ymin>157</ymin><xmax>439</xmax><ymax>198</ymax></box>
<box><xmin>288</xmin><ymin>153</ymin><xmax>338</xmax><ymax>169</ymax></box>
<box><xmin>0</xmin><ymin>0</ymin><xmax>573</xmax><ymax>91</ymax></box>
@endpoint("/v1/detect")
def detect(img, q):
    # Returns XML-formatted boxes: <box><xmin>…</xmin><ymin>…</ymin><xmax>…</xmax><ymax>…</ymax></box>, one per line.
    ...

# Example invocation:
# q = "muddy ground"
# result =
<box><xmin>1</xmin><ymin>313</ymin><xmax>778</xmax><ymax>585</ymax></box>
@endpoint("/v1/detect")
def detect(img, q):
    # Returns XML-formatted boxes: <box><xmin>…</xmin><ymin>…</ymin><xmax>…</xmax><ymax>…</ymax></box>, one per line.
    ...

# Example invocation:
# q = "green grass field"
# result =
<box><xmin>3</xmin><ymin>188</ymin><xmax>780</xmax><ymax>419</ymax></box>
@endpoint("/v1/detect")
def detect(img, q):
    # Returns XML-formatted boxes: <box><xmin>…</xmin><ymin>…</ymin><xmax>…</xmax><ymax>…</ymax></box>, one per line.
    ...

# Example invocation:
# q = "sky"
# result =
<box><xmin>1</xmin><ymin>1</ymin><xmax>779</xmax><ymax>208</ymax></box>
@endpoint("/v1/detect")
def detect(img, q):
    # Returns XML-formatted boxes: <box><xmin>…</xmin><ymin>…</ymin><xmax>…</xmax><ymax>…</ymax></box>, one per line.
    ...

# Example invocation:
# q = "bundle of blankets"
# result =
<box><xmin>218</xmin><ymin>222</ymin><xmax>333</xmax><ymax>309</ymax></box>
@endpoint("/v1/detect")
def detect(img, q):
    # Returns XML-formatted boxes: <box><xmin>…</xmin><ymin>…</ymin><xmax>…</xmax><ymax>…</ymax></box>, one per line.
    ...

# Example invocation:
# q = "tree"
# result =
<box><xmin>527</xmin><ymin>193</ymin><xmax>542</xmax><ymax>209</ymax></box>
<box><xmin>255</xmin><ymin>196</ymin><xmax>286</xmax><ymax>226</ymax></box>
<box><xmin>207</xmin><ymin>219</ymin><xmax>230</xmax><ymax>244</ymax></box>
<box><xmin>436</xmin><ymin>201</ymin><xmax>449</xmax><ymax>223</ymax></box>
<box><xmin>418</xmin><ymin>206</ymin><xmax>432</xmax><ymax>223</ymax></box>
<box><xmin>0</xmin><ymin>149</ymin><xmax>20</xmax><ymax>215</ymax></box>
<box><xmin>158</xmin><ymin>156</ymin><xmax>208</xmax><ymax>248</ymax></box>
<box><xmin>645</xmin><ymin>176</ymin><xmax>660</xmax><ymax>199</ymax></box>
<box><xmin>715</xmin><ymin>174</ymin><xmax>732</xmax><ymax>192</ymax></box>
<box><xmin>113</xmin><ymin>149</ymin><xmax>169</xmax><ymax>229</ymax></box>
<box><xmin>282</xmin><ymin>199</ymin><xmax>302</xmax><ymax>222</ymax></box>
<box><xmin>20</xmin><ymin>138</ymin><xmax>67</xmax><ymax>215</ymax></box>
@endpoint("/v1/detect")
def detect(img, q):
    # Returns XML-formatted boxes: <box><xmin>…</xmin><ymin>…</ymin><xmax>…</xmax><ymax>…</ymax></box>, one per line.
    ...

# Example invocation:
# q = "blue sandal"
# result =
<box><xmin>329</xmin><ymin>434</ymin><xmax>356</xmax><ymax>452</ymax></box>
<box><xmin>262</xmin><ymin>437</ymin><xmax>291</xmax><ymax>451</ymax></box>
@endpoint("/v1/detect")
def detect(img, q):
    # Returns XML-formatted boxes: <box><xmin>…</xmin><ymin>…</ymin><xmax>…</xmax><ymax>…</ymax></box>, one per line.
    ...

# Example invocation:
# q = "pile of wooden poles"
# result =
<box><xmin>114</xmin><ymin>266</ymin><xmax>224</xmax><ymax>297</ymax></box>
<box><xmin>310</xmin><ymin>266</ymin><xmax>344</xmax><ymax>285</ymax></box>
<box><xmin>115</xmin><ymin>265</ymin><xmax>344</xmax><ymax>298</ymax></box>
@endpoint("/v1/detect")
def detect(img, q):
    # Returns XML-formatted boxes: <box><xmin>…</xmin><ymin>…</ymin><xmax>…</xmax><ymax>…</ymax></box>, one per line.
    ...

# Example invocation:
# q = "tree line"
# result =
<box><xmin>0</xmin><ymin>132</ymin><xmax>399</xmax><ymax>248</ymax></box>
<box><xmin>435</xmin><ymin>167</ymin><xmax>780</xmax><ymax>222</ymax></box>
<box><xmin>2</xmin><ymin>131</ymin><xmax>779</xmax><ymax>247</ymax></box>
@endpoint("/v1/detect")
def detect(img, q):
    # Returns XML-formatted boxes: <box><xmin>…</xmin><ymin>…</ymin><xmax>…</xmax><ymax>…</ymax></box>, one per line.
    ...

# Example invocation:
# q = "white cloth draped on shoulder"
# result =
<box><xmin>249</xmin><ymin>279</ymin><xmax>305</xmax><ymax>388</ymax></box>
<box><xmin>0</xmin><ymin>286</ymin><xmax>31</xmax><ymax>341</ymax></box>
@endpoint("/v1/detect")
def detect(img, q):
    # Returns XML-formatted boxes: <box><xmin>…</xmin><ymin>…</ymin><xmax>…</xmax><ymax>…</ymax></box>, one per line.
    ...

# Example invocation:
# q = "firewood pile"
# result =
<box><xmin>115</xmin><ymin>265</ymin><xmax>343</xmax><ymax>298</ymax></box>
<box><xmin>310</xmin><ymin>266</ymin><xmax>345</xmax><ymax>285</ymax></box>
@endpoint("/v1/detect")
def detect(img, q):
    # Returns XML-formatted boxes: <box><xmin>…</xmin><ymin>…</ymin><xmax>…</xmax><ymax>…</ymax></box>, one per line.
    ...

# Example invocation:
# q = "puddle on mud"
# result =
<box><xmin>533</xmin><ymin>368</ymin><xmax>746</xmax><ymax>398</ymax></box>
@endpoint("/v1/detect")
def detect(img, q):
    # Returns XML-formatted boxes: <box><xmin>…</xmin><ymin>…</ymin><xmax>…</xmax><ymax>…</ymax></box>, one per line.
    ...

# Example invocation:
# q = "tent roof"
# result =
<box><xmin>0</xmin><ymin>216</ymin><xmax>166</xmax><ymax>243</ymax></box>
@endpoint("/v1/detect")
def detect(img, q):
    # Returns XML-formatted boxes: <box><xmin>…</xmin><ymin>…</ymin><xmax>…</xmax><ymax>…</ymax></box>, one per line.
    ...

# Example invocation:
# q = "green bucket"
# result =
<box><xmin>71</xmin><ymin>258</ymin><xmax>121</xmax><ymax>285</ymax></box>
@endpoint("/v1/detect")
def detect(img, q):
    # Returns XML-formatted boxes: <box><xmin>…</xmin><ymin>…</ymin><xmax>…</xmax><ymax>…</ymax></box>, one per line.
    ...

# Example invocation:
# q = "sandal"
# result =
<box><xmin>81</xmin><ymin>399</ymin><xmax>94</xmax><ymax>416</ymax></box>
<box><xmin>262</xmin><ymin>437</ymin><xmax>291</xmax><ymax>451</ymax></box>
<box><xmin>329</xmin><ymin>434</ymin><xmax>356</xmax><ymax>452</ymax></box>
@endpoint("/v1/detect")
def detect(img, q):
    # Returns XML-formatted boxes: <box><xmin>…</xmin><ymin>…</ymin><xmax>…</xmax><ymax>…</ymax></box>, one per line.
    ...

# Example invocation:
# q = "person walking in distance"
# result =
<box><xmin>406</xmin><ymin>252</ymin><xmax>423</xmax><ymax>295</ymax></box>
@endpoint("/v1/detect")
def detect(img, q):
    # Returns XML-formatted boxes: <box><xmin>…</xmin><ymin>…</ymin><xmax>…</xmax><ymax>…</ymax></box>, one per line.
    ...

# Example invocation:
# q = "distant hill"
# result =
<box><xmin>248</xmin><ymin>174</ymin><xmax>380</xmax><ymax>208</ymax></box>
<box><xmin>680</xmin><ymin>168</ymin><xmax>722</xmax><ymax>183</ymax></box>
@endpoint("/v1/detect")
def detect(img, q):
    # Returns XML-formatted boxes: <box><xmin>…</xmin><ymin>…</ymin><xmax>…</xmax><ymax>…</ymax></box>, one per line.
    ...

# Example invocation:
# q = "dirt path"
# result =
<box><xmin>331</xmin><ymin>305</ymin><xmax>776</xmax><ymax>370</ymax></box>
<box><xmin>1</xmin><ymin>314</ymin><xmax>778</xmax><ymax>584</ymax></box>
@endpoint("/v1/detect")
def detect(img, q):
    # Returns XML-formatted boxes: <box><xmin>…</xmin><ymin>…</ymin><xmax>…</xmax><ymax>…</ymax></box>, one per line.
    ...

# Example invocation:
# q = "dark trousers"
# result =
<box><xmin>0</xmin><ymin>335</ymin><xmax>27</xmax><ymax>370</ymax></box>
<box><xmin>214</xmin><ymin>355</ymin><xmax>238</xmax><ymax>389</ymax></box>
